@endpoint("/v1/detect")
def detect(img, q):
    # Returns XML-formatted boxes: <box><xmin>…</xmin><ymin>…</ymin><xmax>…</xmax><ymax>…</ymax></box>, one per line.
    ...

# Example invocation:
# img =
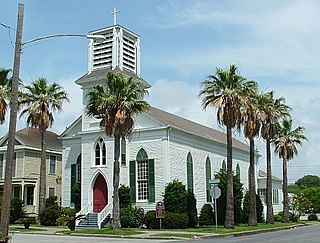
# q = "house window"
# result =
<box><xmin>273</xmin><ymin>189</ymin><xmax>279</xmax><ymax>204</ymax></box>
<box><xmin>49</xmin><ymin>155</ymin><xmax>56</xmax><ymax>174</ymax></box>
<box><xmin>0</xmin><ymin>154</ymin><xmax>3</xmax><ymax>178</ymax></box>
<box><xmin>205</xmin><ymin>157</ymin><xmax>212</xmax><ymax>202</ymax></box>
<box><xmin>121</xmin><ymin>137</ymin><xmax>126</xmax><ymax>166</ymax></box>
<box><xmin>137</xmin><ymin>149</ymin><xmax>148</xmax><ymax>201</ymax></box>
<box><xmin>187</xmin><ymin>152</ymin><xmax>194</xmax><ymax>193</ymax></box>
<box><xmin>95</xmin><ymin>138</ymin><xmax>106</xmax><ymax>166</ymax></box>
<box><xmin>236</xmin><ymin>163</ymin><xmax>240</xmax><ymax>177</ymax></box>
<box><xmin>49</xmin><ymin>187</ymin><xmax>55</xmax><ymax>197</ymax></box>
<box><xmin>129</xmin><ymin>148</ymin><xmax>155</xmax><ymax>203</ymax></box>
<box><xmin>12</xmin><ymin>152</ymin><xmax>16</xmax><ymax>178</ymax></box>
<box><xmin>258</xmin><ymin>188</ymin><xmax>266</xmax><ymax>204</ymax></box>
<box><xmin>221</xmin><ymin>160</ymin><xmax>226</xmax><ymax>172</ymax></box>
<box><xmin>13</xmin><ymin>186</ymin><xmax>20</xmax><ymax>199</ymax></box>
<box><xmin>26</xmin><ymin>186</ymin><xmax>34</xmax><ymax>205</ymax></box>
<box><xmin>76</xmin><ymin>154</ymin><xmax>81</xmax><ymax>183</ymax></box>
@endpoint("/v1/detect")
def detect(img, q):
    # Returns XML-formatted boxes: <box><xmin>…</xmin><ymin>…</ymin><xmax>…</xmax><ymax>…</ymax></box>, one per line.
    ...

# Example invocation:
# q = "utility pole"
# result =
<box><xmin>0</xmin><ymin>3</ymin><xmax>24</xmax><ymax>243</ymax></box>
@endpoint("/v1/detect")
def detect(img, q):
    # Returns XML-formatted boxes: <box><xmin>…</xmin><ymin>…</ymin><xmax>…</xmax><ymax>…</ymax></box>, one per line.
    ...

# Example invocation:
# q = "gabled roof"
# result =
<box><xmin>0</xmin><ymin>127</ymin><xmax>61</xmax><ymax>152</ymax></box>
<box><xmin>258</xmin><ymin>170</ymin><xmax>282</xmax><ymax>182</ymax></box>
<box><xmin>146</xmin><ymin>106</ymin><xmax>250</xmax><ymax>152</ymax></box>
<box><xmin>75</xmin><ymin>67</ymin><xmax>151</xmax><ymax>88</ymax></box>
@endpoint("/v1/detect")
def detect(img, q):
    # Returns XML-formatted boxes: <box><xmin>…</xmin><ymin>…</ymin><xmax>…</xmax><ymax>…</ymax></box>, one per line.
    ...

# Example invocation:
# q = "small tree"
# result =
<box><xmin>187</xmin><ymin>191</ymin><xmax>197</xmax><ymax>228</ymax></box>
<box><xmin>119</xmin><ymin>184</ymin><xmax>132</xmax><ymax>209</ymax></box>
<box><xmin>242</xmin><ymin>191</ymin><xmax>264</xmax><ymax>224</ymax></box>
<box><xmin>71</xmin><ymin>183</ymin><xmax>81</xmax><ymax>212</ymax></box>
<box><xmin>10</xmin><ymin>198</ymin><xmax>24</xmax><ymax>224</ymax></box>
<box><xmin>215</xmin><ymin>170</ymin><xmax>243</xmax><ymax>225</ymax></box>
<box><xmin>39</xmin><ymin>196</ymin><xmax>60</xmax><ymax>226</ymax></box>
<box><xmin>163</xmin><ymin>180</ymin><xmax>188</xmax><ymax>214</ymax></box>
<box><xmin>199</xmin><ymin>204</ymin><xmax>214</xmax><ymax>226</ymax></box>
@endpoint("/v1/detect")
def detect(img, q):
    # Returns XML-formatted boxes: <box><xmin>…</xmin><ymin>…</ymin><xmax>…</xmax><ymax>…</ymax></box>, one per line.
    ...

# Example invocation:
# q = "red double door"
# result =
<box><xmin>93</xmin><ymin>174</ymin><xmax>108</xmax><ymax>213</ymax></box>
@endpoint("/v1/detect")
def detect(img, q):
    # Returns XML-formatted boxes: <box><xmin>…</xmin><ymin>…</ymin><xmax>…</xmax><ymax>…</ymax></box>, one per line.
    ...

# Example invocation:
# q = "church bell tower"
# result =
<box><xmin>87</xmin><ymin>8</ymin><xmax>141</xmax><ymax>77</ymax></box>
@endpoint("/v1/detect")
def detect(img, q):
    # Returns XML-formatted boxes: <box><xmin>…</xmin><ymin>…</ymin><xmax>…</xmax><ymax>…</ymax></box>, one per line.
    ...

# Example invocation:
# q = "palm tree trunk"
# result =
<box><xmin>38</xmin><ymin>128</ymin><xmax>47</xmax><ymax>216</ymax></box>
<box><xmin>282</xmin><ymin>158</ymin><xmax>289</xmax><ymax>222</ymax></box>
<box><xmin>248</xmin><ymin>138</ymin><xmax>257</xmax><ymax>226</ymax></box>
<box><xmin>224</xmin><ymin>125</ymin><xmax>234</xmax><ymax>229</ymax></box>
<box><xmin>112</xmin><ymin>135</ymin><xmax>121</xmax><ymax>229</ymax></box>
<box><xmin>266</xmin><ymin>139</ymin><xmax>274</xmax><ymax>224</ymax></box>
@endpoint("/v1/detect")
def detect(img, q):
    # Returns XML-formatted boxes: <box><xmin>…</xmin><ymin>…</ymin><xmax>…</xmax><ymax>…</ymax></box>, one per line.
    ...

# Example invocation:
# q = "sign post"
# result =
<box><xmin>156</xmin><ymin>201</ymin><xmax>165</xmax><ymax>229</ymax></box>
<box><xmin>209</xmin><ymin>179</ymin><xmax>221</xmax><ymax>230</ymax></box>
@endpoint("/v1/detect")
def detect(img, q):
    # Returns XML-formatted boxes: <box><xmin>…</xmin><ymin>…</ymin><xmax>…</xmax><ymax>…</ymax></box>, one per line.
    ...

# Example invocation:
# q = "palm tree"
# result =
<box><xmin>86</xmin><ymin>72</ymin><xmax>149</xmax><ymax>229</ymax></box>
<box><xmin>199</xmin><ymin>64</ymin><xmax>257</xmax><ymax>229</ymax></box>
<box><xmin>274</xmin><ymin>119</ymin><xmax>307</xmax><ymax>222</ymax></box>
<box><xmin>242</xmin><ymin>90</ymin><xmax>260</xmax><ymax>226</ymax></box>
<box><xmin>0</xmin><ymin>68</ymin><xmax>12</xmax><ymax>124</ymax></box>
<box><xmin>259</xmin><ymin>91</ymin><xmax>291</xmax><ymax>224</ymax></box>
<box><xmin>19</xmin><ymin>77</ymin><xmax>69</xmax><ymax>215</ymax></box>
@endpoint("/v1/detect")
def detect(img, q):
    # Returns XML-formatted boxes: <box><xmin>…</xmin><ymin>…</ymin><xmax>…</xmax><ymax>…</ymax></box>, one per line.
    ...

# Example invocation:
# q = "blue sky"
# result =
<box><xmin>1</xmin><ymin>0</ymin><xmax>319</xmax><ymax>183</ymax></box>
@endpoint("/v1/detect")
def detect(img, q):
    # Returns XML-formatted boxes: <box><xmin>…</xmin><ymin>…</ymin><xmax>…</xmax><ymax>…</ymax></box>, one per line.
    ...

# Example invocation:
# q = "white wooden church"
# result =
<box><xmin>60</xmin><ymin>18</ymin><xmax>258</xmax><ymax>229</ymax></box>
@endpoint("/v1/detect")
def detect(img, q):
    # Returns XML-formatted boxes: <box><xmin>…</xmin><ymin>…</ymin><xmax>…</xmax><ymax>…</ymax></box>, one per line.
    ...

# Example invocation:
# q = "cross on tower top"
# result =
<box><xmin>111</xmin><ymin>7</ymin><xmax>120</xmax><ymax>25</ymax></box>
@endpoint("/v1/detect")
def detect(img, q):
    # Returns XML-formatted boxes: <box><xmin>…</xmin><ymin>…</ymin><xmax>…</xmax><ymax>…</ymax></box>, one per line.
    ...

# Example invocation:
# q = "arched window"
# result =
<box><xmin>222</xmin><ymin>160</ymin><xmax>226</xmax><ymax>172</ymax></box>
<box><xmin>187</xmin><ymin>152</ymin><xmax>194</xmax><ymax>193</ymax></box>
<box><xmin>95</xmin><ymin>138</ymin><xmax>106</xmax><ymax>166</ymax></box>
<box><xmin>121</xmin><ymin>137</ymin><xmax>126</xmax><ymax>166</ymax></box>
<box><xmin>137</xmin><ymin>148</ymin><xmax>149</xmax><ymax>201</ymax></box>
<box><xmin>129</xmin><ymin>148</ymin><xmax>155</xmax><ymax>203</ymax></box>
<box><xmin>205</xmin><ymin>157</ymin><xmax>212</xmax><ymax>202</ymax></box>
<box><xmin>236</xmin><ymin>163</ymin><xmax>240</xmax><ymax>177</ymax></box>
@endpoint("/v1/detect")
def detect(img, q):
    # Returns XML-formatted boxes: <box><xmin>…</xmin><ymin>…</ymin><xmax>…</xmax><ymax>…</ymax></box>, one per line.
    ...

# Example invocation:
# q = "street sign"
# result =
<box><xmin>210</xmin><ymin>186</ymin><xmax>221</xmax><ymax>199</ymax></box>
<box><xmin>209</xmin><ymin>179</ymin><xmax>220</xmax><ymax>185</ymax></box>
<box><xmin>156</xmin><ymin>201</ymin><xmax>165</xmax><ymax>219</ymax></box>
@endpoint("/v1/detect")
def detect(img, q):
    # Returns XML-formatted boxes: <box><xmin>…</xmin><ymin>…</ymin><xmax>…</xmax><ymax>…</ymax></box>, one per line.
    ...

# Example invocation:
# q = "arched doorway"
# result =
<box><xmin>93</xmin><ymin>174</ymin><xmax>108</xmax><ymax>213</ymax></box>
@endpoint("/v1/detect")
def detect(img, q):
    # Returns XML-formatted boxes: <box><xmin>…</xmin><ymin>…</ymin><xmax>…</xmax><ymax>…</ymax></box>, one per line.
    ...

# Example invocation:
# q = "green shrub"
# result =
<box><xmin>143</xmin><ymin>210</ymin><xmax>160</xmax><ymax>229</ymax></box>
<box><xmin>10</xmin><ymin>198</ymin><xmax>24</xmax><ymax>224</ymax></box>
<box><xmin>242</xmin><ymin>191</ymin><xmax>264</xmax><ymax>223</ymax></box>
<box><xmin>57</xmin><ymin>207</ymin><xmax>78</xmax><ymax>231</ymax></box>
<box><xmin>119</xmin><ymin>185</ymin><xmax>132</xmax><ymax>209</ymax></box>
<box><xmin>308</xmin><ymin>213</ymin><xmax>318</xmax><ymax>221</ymax></box>
<box><xmin>120</xmin><ymin>206</ymin><xmax>143</xmax><ymax>228</ymax></box>
<box><xmin>273</xmin><ymin>214</ymin><xmax>282</xmax><ymax>222</ymax></box>
<box><xmin>39</xmin><ymin>196</ymin><xmax>60</xmax><ymax>226</ymax></box>
<box><xmin>215</xmin><ymin>170</ymin><xmax>244</xmax><ymax>225</ymax></box>
<box><xmin>162</xmin><ymin>212</ymin><xmax>188</xmax><ymax>229</ymax></box>
<box><xmin>199</xmin><ymin>204</ymin><xmax>214</xmax><ymax>226</ymax></box>
<box><xmin>187</xmin><ymin>191</ymin><xmax>197</xmax><ymax>228</ymax></box>
<box><xmin>15</xmin><ymin>217</ymin><xmax>36</xmax><ymax>229</ymax></box>
<box><xmin>163</xmin><ymin>180</ymin><xmax>188</xmax><ymax>214</ymax></box>
<box><xmin>275</xmin><ymin>211</ymin><xmax>299</xmax><ymax>222</ymax></box>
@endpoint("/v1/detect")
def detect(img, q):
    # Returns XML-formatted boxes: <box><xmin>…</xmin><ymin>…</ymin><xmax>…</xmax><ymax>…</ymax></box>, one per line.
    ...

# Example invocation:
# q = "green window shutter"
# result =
<box><xmin>205</xmin><ymin>157</ymin><xmax>211</xmax><ymax>202</ymax></box>
<box><xmin>148</xmin><ymin>159</ymin><xmax>155</xmax><ymax>203</ymax></box>
<box><xmin>129</xmin><ymin>160</ymin><xmax>136</xmax><ymax>202</ymax></box>
<box><xmin>71</xmin><ymin>164</ymin><xmax>76</xmax><ymax>203</ymax></box>
<box><xmin>187</xmin><ymin>153</ymin><xmax>194</xmax><ymax>193</ymax></box>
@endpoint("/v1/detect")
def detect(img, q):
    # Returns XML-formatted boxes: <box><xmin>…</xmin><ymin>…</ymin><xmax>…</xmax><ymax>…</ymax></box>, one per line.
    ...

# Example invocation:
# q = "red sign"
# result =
<box><xmin>156</xmin><ymin>201</ymin><xmax>165</xmax><ymax>219</ymax></box>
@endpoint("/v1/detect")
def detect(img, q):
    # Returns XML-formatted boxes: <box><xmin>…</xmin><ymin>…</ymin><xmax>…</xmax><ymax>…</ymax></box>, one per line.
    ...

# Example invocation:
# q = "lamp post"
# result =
<box><xmin>0</xmin><ymin>3</ymin><xmax>105</xmax><ymax>242</ymax></box>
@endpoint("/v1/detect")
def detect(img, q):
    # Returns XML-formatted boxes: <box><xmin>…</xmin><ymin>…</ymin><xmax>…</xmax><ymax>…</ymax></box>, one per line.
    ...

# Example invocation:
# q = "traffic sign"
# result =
<box><xmin>210</xmin><ymin>186</ymin><xmax>221</xmax><ymax>199</ymax></box>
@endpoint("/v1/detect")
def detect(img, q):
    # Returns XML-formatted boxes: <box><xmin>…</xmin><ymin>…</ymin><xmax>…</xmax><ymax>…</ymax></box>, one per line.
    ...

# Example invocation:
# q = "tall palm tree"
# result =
<box><xmin>19</xmin><ymin>78</ymin><xmax>69</xmax><ymax>215</ymax></box>
<box><xmin>274</xmin><ymin>119</ymin><xmax>307</xmax><ymax>222</ymax></box>
<box><xmin>0</xmin><ymin>68</ymin><xmax>12</xmax><ymax>124</ymax></box>
<box><xmin>86</xmin><ymin>72</ymin><xmax>149</xmax><ymax>229</ymax></box>
<box><xmin>200</xmin><ymin>64</ymin><xmax>257</xmax><ymax>229</ymax></box>
<box><xmin>259</xmin><ymin>91</ymin><xmax>291</xmax><ymax>224</ymax></box>
<box><xmin>241</xmin><ymin>89</ymin><xmax>260</xmax><ymax>226</ymax></box>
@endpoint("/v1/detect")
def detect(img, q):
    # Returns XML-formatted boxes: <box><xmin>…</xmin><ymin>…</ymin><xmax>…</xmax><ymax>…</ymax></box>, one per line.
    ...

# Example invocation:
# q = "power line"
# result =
<box><xmin>0</xmin><ymin>21</ymin><xmax>15</xmax><ymax>48</ymax></box>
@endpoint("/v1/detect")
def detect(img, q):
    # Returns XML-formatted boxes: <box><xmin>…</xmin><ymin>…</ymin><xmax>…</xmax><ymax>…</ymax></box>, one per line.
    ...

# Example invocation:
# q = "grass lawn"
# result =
<box><xmin>154</xmin><ymin>222</ymin><xmax>304</xmax><ymax>234</ymax></box>
<box><xmin>60</xmin><ymin>228</ymin><xmax>144</xmax><ymax>235</ymax></box>
<box><xmin>60</xmin><ymin>222</ymin><xmax>304</xmax><ymax>236</ymax></box>
<box><xmin>9</xmin><ymin>225</ymin><xmax>47</xmax><ymax>232</ymax></box>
